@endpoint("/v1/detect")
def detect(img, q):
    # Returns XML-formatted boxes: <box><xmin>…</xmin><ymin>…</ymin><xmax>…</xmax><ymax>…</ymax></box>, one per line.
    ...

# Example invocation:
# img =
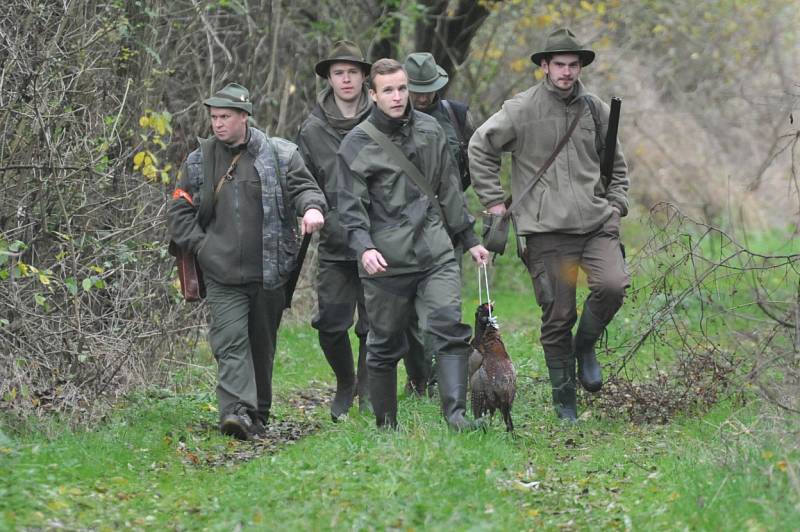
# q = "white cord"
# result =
<box><xmin>478</xmin><ymin>263</ymin><xmax>494</xmax><ymax>321</ymax></box>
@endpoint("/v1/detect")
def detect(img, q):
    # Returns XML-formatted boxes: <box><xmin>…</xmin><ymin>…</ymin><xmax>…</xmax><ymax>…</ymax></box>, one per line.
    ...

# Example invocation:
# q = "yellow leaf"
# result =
<box><xmin>776</xmin><ymin>461</ymin><xmax>788</xmax><ymax>472</ymax></box>
<box><xmin>38</xmin><ymin>273</ymin><xmax>50</xmax><ymax>286</ymax></box>
<box><xmin>133</xmin><ymin>151</ymin><xmax>145</xmax><ymax>170</ymax></box>
<box><xmin>534</xmin><ymin>69</ymin><xmax>545</xmax><ymax>80</ymax></box>
<box><xmin>527</xmin><ymin>509</ymin><xmax>540</xmax><ymax>517</ymax></box>
<box><xmin>18</xmin><ymin>262</ymin><xmax>29</xmax><ymax>276</ymax></box>
<box><xmin>762</xmin><ymin>451</ymin><xmax>774</xmax><ymax>460</ymax></box>
<box><xmin>580</xmin><ymin>0</ymin><xmax>594</xmax><ymax>12</ymax></box>
<box><xmin>597</xmin><ymin>2</ymin><xmax>606</xmax><ymax>15</ymax></box>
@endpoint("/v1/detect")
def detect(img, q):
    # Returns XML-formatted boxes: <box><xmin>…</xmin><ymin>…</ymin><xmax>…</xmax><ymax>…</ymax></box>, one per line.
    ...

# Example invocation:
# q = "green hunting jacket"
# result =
<box><xmin>469</xmin><ymin>79</ymin><xmax>628</xmax><ymax>235</ymax></box>
<box><xmin>167</xmin><ymin>127</ymin><xmax>327</xmax><ymax>289</ymax></box>
<box><xmin>337</xmin><ymin>105</ymin><xmax>480</xmax><ymax>278</ymax></box>
<box><xmin>296</xmin><ymin>85</ymin><xmax>371</xmax><ymax>261</ymax></box>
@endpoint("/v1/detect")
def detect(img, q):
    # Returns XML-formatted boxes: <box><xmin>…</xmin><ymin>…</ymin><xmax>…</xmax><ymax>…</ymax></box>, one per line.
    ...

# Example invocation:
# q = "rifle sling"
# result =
<box><xmin>506</xmin><ymin>99</ymin><xmax>585</xmax><ymax>219</ymax></box>
<box><xmin>359</xmin><ymin>120</ymin><xmax>447</xmax><ymax>225</ymax></box>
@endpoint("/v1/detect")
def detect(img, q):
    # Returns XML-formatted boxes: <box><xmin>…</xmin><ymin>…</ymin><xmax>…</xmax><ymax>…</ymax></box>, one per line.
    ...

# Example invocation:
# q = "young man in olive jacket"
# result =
<box><xmin>297</xmin><ymin>42</ymin><xmax>430</xmax><ymax>420</ymax></box>
<box><xmin>168</xmin><ymin>83</ymin><xmax>327</xmax><ymax>440</ymax></box>
<box><xmin>337</xmin><ymin>59</ymin><xmax>490</xmax><ymax>430</ymax></box>
<box><xmin>469</xmin><ymin>28</ymin><xmax>630</xmax><ymax>422</ymax></box>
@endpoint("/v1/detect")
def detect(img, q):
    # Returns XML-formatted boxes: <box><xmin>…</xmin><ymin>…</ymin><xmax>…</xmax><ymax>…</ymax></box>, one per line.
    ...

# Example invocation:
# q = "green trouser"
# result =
<box><xmin>524</xmin><ymin>212</ymin><xmax>630</xmax><ymax>369</ymax></box>
<box><xmin>206</xmin><ymin>279</ymin><xmax>285</xmax><ymax>424</ymax></box>
<box><xmin>362</xmin><ymin>260</ymin><xmax>472</xmax><ymax>415</ymax></box>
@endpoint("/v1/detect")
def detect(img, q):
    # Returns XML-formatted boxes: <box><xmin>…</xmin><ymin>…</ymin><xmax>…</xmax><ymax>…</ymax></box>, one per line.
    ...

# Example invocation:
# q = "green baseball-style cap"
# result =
<box><xmin>203</xmin><ymin>83</ymin><xmax>253</xmax><ymax>114</ymax></box>
<box><xmin>314</xmin><ymin>40</ymin><xmax>372</xmax><ymax>78</ymax></box>
<box><xmin>404</xmin><ymin>52</ymin><xmax>449</xmax><ymax>93</ymax></box>
<box><xmin>530</xmin><ymin>27</ymin><xmax>595</xmax><ymax>67</ymax></box>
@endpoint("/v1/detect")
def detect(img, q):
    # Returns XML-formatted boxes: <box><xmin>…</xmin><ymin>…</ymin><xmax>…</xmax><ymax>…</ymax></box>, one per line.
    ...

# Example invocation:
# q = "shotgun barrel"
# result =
<box><xmin>601</xmin><ymin>97</ymin><xmax>622</xmax><ymax>186</ymax></box>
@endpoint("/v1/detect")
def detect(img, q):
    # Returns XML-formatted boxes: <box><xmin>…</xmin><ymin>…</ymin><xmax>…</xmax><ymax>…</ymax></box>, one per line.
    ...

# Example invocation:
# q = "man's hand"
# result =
<box><xmin>361</xmin><ymin>249</ymin><xmax>388</xmax><ymax>275</ymax></box>
<box><xmin>487</xmin><ymin>203</ymin><xmax>507</xmax><ymax>216</ymax></box>
<box><xmin>468</xmin><ymin>244</ymin><xmax>490</xmax><ymax>265</ymax></box>
<box><xmin>301</xmin><ymin>208</ymin><xmax>324</xmax><ymax>235</ymax></box>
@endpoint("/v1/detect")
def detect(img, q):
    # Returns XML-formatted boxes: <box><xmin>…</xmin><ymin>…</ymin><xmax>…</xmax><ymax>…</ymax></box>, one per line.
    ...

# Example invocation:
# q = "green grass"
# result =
<box><xmin>1</xmin><ymin>225</ymin><xmax>798</xmax><ymax>530</ymax></box>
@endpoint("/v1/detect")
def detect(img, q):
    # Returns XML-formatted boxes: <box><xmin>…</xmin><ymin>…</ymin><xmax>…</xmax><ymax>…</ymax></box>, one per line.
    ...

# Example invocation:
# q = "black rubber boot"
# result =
<box><xmin>437</xmin><ymin>354</ymin><xmax>480</xmax><ymax>431</ymax></box>
<box><xmin>356</xmin><ymin>337</ymin><xmax>372</xmax><ymax>414</ymax></box>
<box><xmin>548</xmin><ymin>365</ymin><xmax>577</xmax><ymax>422</ymax></box>
<box><xmin>573</xmin><ymin>306</ymin><xmax>605</xmax><ymax>393</ymax></box>
<box><xmin>319</xmin><ymin>330</ymin><xmax>356</xmax><ymax>421</ymax></box>
<box><xmin>369</xmin><ymin>367</ymin><xmax>398</xmax><ymax>429</ymax></box>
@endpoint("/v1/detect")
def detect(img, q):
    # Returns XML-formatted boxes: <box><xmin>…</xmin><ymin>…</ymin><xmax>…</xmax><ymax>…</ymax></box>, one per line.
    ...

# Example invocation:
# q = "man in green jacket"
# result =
<box><xmin>168</xmin><ymin>83</ymin><xmax>327</xmax><ymax>440</ymax></box>
<box><xmin>469</xmin><ymin>28</ymin><xmax>630</xmax><ymax>422</ymax></box>
<box><xmin>337</xmin><ymin>58</ymin><xmax>489</xmax><ymax>430</ymax></box>
<box><xmin>297</xmin><ymin>41</ymin><xmax>429</xmax><ymax>420</ymax></box>
<box><xmin>404</xmin><ymin>52</ymin><xmax>474</xmax><ymax>192</ymax></box>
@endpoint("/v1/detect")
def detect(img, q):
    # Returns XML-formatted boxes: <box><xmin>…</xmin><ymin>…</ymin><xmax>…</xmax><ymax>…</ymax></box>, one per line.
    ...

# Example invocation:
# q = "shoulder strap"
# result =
<box><xmin>506</xmin><ymin>99</ymin><xmax>585</xmax><ymax>218</ymax></box>
<box><xmin>197</xmin><ymin>137</ymin><xmax>216</xmax><ymax>229</ymax></box>
<box><xmin>360</xmin><ymin>120</ymin><xmax>446</xmax><ymax>223</ymax></box>
<box><xmin>441</xmin><ymin>100</ymin><xmax>464</xmax><ymax>144</ymax></box>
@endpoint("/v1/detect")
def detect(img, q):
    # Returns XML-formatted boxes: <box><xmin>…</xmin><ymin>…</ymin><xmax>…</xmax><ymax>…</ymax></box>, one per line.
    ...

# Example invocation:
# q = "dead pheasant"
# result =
<box><xmin>469</xmin><ymin>304</ymin><xmax>517</xmax><ymax>432</ymax></box>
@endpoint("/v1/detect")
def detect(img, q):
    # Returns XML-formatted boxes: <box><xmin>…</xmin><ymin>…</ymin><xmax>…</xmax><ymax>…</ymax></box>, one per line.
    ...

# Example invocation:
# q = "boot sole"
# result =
<box><xmin>220</xmin><ymin>419</ymin><xmax>251</xmax><ymax>441</ymax></box>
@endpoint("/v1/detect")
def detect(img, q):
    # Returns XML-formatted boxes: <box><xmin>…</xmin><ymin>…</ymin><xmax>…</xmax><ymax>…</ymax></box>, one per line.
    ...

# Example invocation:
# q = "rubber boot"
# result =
<box><xmin>319</xmin><ymin>330</ymin><xmax>356</xmax><ymax>421</ymax></box>
<box><xmin>403</xmin><ymin>327</ymin><xmax>429</xmax><ymax>397</ymax></box>
<box><xmin>437</xmin><ymin>354</ymin><xmax>480</xmax><ymax>431</ymax></box>
<box><xmin>369</xmin><ymin>367</ymin><xmax>398</xmax><ymax>429</ymax></box>
<box><xmin>548</xmin><ymin>365</ymin><xmax>577</xmax><ymax>422</ymax></box>
<box><xmin>573</xmin><ymin>306</ymin><xmax>605</xmax><ymax>393</ymax></box>
<box><xmin>356</xmin><ymin>337</ymin><xmax>372</xmax><ymax>414</ymax></box>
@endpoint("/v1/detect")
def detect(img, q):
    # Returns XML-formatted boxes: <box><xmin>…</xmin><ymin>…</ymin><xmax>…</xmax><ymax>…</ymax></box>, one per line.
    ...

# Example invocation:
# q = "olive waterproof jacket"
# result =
<box><xmin>337</xmin><ymin>105</ymin><xmax>479</xmax><ymax>278</ymax></box>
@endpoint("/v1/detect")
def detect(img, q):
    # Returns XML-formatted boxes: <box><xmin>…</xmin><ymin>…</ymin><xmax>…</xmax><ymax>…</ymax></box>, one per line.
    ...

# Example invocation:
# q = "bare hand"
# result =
<box><xmin>468</xmin><ymin>244</ymin><xmax>490</xmax><ymax>265</ymax></box>
<box><xmin>361</xmin><ymin>249</ymin><xmax>388</xmax><ymax>275</ymax></box>
<box><xmin>487</xmin><ymin>203</ymin><xmax>507</xmax><ymax>216</ymax></box>
<box><xmin>301</xmin><ymin>208</ymin><xmax>324</xmax><ymax>235</ymax></box>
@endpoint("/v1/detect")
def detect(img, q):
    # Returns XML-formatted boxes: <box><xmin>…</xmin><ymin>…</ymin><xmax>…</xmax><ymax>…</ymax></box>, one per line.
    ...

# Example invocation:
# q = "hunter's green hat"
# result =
<box><xmin>203</xmin><ymin>83</ymin><xmax>253</xmax><ymax>114</ymax></box>
<box><xmin>315</xmin><ymin>40</ymin><xmax>372</xmax><ymax>78</ymax></box>
<box><xmin>404</xmin><ymin>52</ymin><xmax>448</xmax><ymax>93</ymax></box>
<box><xmin>530</xmin><ymin>27</ymin><xmax>595</xmax><ymax>67</ymax></box>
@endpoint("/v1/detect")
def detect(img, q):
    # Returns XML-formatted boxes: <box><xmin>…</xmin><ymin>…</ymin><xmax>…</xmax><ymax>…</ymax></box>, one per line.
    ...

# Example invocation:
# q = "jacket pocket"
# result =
<box><xmin>529</xmin><ymin>259</ymin><xmax>553</xmax><ymax>309</ymax></box>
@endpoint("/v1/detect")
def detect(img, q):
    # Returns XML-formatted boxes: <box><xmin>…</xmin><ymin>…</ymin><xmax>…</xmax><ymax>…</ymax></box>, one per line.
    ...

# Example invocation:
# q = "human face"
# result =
<box><xmin>328</xmin><ymin>61</ymin><xmax>365</xmax><ymax>103</ymax></box>
<box><xmin>209</xmin><ymin>107</ymin><xmax>248</xmax><ymax>145</ymax></box>
<box><xmin>541</xmin><ymin>53</ymin><xmax>581</xmax><ymax>91</ymax></box>
<box><xmin>410</xmin><ymin>91</ymin><xmax>436</xmax><ymax>111</ymax></box>
<box><xmin>369</xmin><ymin>70</ymin><xmax>409</xmax><ymax>119</ymax></box>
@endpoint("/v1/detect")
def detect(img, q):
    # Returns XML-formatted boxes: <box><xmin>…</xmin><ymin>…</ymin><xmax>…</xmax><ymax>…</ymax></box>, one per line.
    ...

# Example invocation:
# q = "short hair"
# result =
<box><xmin>370</xmin><ymin>58</ymin><xmax>405</xmax><ymax>81</ymax></box>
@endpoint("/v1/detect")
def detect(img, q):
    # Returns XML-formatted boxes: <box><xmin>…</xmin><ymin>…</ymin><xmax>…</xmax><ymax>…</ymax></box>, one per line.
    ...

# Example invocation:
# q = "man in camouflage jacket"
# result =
<box><xmin>168</xmin><ymin>83</ymin><xmax>326</xmax><ymax>440</ymax></box>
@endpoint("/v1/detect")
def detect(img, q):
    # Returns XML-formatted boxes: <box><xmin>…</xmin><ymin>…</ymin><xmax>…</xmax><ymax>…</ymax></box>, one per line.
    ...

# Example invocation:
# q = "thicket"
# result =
<box><xmin>0</xmin><ymin>0</ymin><xmax>797</xmax><ymax>425</ymax></box>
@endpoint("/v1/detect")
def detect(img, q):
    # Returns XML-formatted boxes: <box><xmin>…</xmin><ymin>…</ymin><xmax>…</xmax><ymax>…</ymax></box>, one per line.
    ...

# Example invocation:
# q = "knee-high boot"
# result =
<box><xmin>356</xmin><ymin>336</ymin><xmax>372</xmax><ymax>413</ymax></box>
<box><xmin>369</xmin><ymin>366</ymin><xmax>397</xmax><ymax>429</ymax></box>
<box><xmin>319</xmin><ymin>330</ymin><xmax>356</xmax><ymax>421</ymax></box>
<box><xmin>573</xmin><ymin>306</ymin><xmax>605</xmax><ymax>392</ymax></box>
<box><xmin>437</xmin><ymin>354</ymin><xmax>479</xmax><ymax>431</ymax></box>
<box><xmin>548</xmin><ymin>363</ymin><xmax>577</xmax><ymax>422</ymax></box>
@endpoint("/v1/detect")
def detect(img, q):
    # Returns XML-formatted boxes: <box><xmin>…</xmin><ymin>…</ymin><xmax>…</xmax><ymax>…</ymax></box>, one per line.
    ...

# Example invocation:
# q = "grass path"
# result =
<box><xmin>2</xmin><ymin>253</ymin><xmax>798</xmax><ymax>529</ymax></box>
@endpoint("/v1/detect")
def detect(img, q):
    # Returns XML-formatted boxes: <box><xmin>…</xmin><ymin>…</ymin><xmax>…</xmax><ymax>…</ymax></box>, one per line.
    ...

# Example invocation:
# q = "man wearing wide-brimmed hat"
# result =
<box><xmin>404</xmin><ymin>52</ymin><xmax>474</xmax><ymax>192</ymax></box>
<box><xmin>168</xmin><ymin>83</ymin><xmax>327</xmax><ymax>440</ymax></box>
<box><xmin>469</xmin><ymin>28</ymin><xmax>630</xmax><ymax>422</ymax></box>
<box><xmin>296</xmin><ymin>40</ymin><xmax>378</xmax><ymax>422</ymax></box>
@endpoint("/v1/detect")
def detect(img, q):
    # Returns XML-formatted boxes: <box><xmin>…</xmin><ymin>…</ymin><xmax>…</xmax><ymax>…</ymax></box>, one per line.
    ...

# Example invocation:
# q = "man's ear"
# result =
<box><xmin>368</xmin><ymin>89</ymin><xmax>377</xmax><ymax>103</ymax></box>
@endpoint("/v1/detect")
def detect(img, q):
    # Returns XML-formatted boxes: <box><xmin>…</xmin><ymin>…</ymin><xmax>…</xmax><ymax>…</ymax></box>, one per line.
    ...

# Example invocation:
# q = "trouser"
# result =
<box><xmin>525</xmin><ymin>212</ymin><xmax>630</xmax><ymax>368</ymax></box>
<box><xmin>361</xmin><ymin>260</ymin><xmax>472</xmax><ymax>376</ymax></box>
<box><xmin>206</xmin><ymin>279</ymin><xmax>284</xmax><ymax>424</ymax></box>
<box><xmin>312</xmin><ymin>259</ymin><xmax>369</xmax><ymax>341</ymax></box>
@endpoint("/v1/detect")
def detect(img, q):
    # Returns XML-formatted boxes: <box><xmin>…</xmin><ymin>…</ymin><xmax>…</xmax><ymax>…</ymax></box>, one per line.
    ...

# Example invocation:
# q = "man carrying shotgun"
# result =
<box><xmin>167</xmin><ymin>83</ymin><xmax>327</xmax><ymax>440</ymax></box>
<box><xmin>469</xmin><ymin>28</ymin><xmax>630</xmax><ymax>422</ymax></box>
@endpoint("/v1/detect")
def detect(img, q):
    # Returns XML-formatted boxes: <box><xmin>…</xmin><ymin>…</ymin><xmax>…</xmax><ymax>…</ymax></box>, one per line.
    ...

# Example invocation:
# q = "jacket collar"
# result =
<box><xmin>543</xmin><ymin>77</ymin><xmax>587</xmax><ymax>105</ymax></box>
<box><xmin>369</xmin><ymin>101</ymin><xmax>413</xmax><ymax>135</ymax></box>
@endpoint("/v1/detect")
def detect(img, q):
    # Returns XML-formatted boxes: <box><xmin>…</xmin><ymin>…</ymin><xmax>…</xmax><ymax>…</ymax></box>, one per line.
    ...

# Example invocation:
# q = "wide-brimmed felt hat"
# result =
<box><xmin>404</xmin><ymin>52</ymin><xmax>449</xmax><ymax>93</ymax></box>
<box><xmin>315</xmin><ymin>40</ymin><xmax>372</xmax><ymax>78</ymax></box>
<box><xmin>530</xmin><ymin>27</ymin><xmax>595</xmax><ymax>67</ymax></box>
<box><xmin>203</xmin><ymin>83</ymin><xmax>253</xmax><ymax>114</ymax></box>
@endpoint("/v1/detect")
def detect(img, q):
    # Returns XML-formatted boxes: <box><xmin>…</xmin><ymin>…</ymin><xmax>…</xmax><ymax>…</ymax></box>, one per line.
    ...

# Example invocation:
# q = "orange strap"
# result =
<box><xmin>172</xmin><ymin>188</ymin><xmax>194</xmax><ymax>206</ymax></box>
